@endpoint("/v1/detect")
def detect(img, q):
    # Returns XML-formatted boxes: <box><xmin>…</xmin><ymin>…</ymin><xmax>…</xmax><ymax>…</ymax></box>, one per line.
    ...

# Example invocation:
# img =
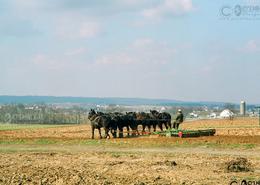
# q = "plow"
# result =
<box><xmin>152</xmin><ymin>128</ymin><xmax>216</xmax><ymax>138</ymax></box>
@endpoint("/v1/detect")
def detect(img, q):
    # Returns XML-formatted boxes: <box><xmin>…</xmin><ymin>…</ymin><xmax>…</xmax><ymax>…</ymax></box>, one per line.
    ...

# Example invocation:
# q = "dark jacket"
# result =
<box><xmin>175</xmin><ymin>113</ymin><xmax>184</xmax><ymax>123</ymax></box>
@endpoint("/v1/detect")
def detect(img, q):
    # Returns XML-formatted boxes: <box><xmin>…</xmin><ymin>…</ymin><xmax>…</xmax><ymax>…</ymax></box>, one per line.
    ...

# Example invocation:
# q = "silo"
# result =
<box><xmin>240</xmin><ymin>101</ymin><xmax>246</xmax><ymax>116</ymax></box>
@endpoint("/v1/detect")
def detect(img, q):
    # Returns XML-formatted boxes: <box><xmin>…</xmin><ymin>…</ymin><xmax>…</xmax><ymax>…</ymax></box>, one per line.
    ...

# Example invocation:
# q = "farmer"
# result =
<box><xmin>173</xmin><ymin>109</ymin><xmax>184</xmax><ymax>129</ymax></box>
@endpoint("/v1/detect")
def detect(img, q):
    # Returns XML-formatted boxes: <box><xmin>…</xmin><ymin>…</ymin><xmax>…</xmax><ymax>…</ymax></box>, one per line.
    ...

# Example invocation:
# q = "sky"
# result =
<box><xmin>0</xmin><ymin>0</ymin><xmax>260</xmax><ymax>104</ymax></box>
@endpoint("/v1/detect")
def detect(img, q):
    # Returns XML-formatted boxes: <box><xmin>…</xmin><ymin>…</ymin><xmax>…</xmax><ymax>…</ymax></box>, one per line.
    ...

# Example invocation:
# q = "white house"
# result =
<box><xmin>189</xmin><ymin>112</ymin><xmax>199</xmax><ymax>118</ymax></box>
<box><xmin>208</xmin><ymin>112</ymin><xmax>217</xmax><ymax>119</ymax></box>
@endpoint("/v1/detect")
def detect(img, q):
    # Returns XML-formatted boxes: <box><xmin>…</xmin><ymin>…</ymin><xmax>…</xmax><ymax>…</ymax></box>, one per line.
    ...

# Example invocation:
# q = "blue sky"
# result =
<box><xmin>0</xmin><ymin>0</ymin><xmax>260</xmax><ymax>103</ymax></box>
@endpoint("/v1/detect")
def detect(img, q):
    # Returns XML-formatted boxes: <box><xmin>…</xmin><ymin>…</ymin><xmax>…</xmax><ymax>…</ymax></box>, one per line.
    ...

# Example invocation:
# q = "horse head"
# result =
<box><xmin>150</xmin><ymin>110</ymin><xmax>159</xmax><ymax>116</ymax></box>
<box><xmin>88</xmin><ymin>109</ymin><xmax>97</xmax><ymax>120</ymax></box>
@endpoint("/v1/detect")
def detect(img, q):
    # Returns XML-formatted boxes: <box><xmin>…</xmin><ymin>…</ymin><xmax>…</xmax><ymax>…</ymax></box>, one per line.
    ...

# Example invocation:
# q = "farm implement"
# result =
<box><xmin>152</xmin><ymin>128</ymin><xmax>216</xmax><ymax>138</ymax></box>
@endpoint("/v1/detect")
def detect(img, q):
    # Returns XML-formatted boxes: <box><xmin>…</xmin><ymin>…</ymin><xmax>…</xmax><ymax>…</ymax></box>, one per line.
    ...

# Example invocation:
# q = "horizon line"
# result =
<box><xmin>0</xmin><ymin>94</ymin><xmax>257</xmax><ymax>105</ymax></box>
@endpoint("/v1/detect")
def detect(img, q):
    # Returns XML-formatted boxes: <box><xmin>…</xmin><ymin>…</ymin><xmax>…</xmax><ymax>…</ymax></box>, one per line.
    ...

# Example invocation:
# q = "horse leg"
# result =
<box><xmin>135</xmin><ymin>124</ymin><xmax>140</xmax><ymax>136</ymax></box>
<box><xmin>168</xmin><ymin>121</ymin><xmax>172</xmax><ymax>129</ymax></box>
<box><xmin>137</xmin><ymin>129</ymin><xmax>140</xmax><ymax>135</ymax></box>
<box><xmin>142</xmin><ymin>124</ymin><xmax>145</xmax><ymax>135</ymax></box>
<box><xmin>98</xmin><ymin>128</ymin><xmax>102</xmax><ymax>139</ymax></box>
<box><xmin>105</xmin><ymin>128</ymin><xmax>110</xmax><ymax>139</ymax></box>
<box><xmin>130</xmin><ymin>125</ymin><xmax>134</xmax><ymax>136</ymax></box>
<box><xmin>132</xmin><ymin>129</ymin><xmax>137</xmax><ymax>136</ymax></box>
<box><xmin>134</xmin><ymin>124</ymin><xmax>139</xmax><ymax>136</ymax></box>
<box><xmin>127</xmin><ymin>126</ymin><xmax>130</xmax><ymax>137</ymax></box>
<box><xmin>148</xmin><ymin>124</ymin><xmax>151</xmax><ymax>134</ymax></box>
<box><xmin>112</xmin><ymin>128</ymin><xmax>117</xmax><ymax>138</ymax></box>
<box><xmin>119</xmin><ymin>127</ymin><xmax>123</xmax><ymax>138</ymax></box>
<box><xmin>165</xmin><ymin>122</ymin><xmax>168</xmax><ymax>130</ymax></box>
<box><xmin>159</xmin><ymin>123</ymin><xmax>163</xmax><ymax>131</ymax></box>
<box><xmin>153</xmin><ymin>123</ymin><xmax>156</xmax><ymax>132</ymax></box>
<box><xmin>91</xmin><ymin>125</ymin><xmax>95</xmax><ymax>139</ymax></box>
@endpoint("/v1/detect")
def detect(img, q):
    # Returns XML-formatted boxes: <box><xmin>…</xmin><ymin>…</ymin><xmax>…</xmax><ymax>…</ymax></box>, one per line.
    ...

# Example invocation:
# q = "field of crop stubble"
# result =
<box><xmin>0</xmin><ymin>117</ymin><xmax>259</xmax><ymax>185</ymax></box>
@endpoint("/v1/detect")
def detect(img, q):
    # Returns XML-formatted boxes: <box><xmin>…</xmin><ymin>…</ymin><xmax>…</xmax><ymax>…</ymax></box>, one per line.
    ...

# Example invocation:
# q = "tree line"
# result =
<box><xmin>0</xmin><ymin>104</ymin><xmax>88</xmax><ymax>124</ymax></box>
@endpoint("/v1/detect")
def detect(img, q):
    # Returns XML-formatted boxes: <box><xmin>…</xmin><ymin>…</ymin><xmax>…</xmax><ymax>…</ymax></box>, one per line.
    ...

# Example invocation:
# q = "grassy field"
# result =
<box><xmin>0</xmin><ymin>118</ymin><xmax>259</xmax><ymax>185</ymax></box>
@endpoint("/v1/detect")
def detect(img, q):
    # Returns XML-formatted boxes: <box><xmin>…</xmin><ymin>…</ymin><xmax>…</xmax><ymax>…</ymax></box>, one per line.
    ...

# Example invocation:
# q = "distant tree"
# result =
<box><xmin>224</xmin><ymin>103</ymin><xmax>237</xmax><ymax>113</ymax></box>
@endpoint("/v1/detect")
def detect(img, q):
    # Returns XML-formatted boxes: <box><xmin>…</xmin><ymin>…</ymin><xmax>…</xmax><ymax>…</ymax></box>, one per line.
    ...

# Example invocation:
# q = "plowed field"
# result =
<box><xmin>0</xmin><ymin>118</ymin><xmax>259</xmax><ymax>185</ymax></box>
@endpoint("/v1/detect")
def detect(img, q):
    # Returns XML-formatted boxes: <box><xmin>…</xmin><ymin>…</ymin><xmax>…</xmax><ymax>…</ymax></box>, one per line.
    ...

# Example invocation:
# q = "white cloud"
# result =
<box><xmin>55</xmin><ymin>21</ymin><xmax>101</xmax><ymax>40</ymax></box>
<box><xmin>96</xmin><ymin>53</ymin><xmax>134</xmax><ymax>65</ymax></box>
<box><xmin>7</xmin><ymin>0</ymin><xmax>102</xmax><ymax>40</ymax></box>
<box><xmin>238</xmin><ymin>40</ymin><xmax>260</xmax><ymax>53</ymax></box>
<box><xmin>243</xmin><ymin>40</ymin><xmax>260</xmax><ymax>52</ymax></box>
<box><xmin>9</xmin><ymin>0</ymin><xmax>152</xmax><ymax>17</ymax></box>
<box><xmin>9</xmin><ymin>0</ymin><xmax>44</xmax><ymax>11</ymax></box>
<box><xmin>31</xmin><ymin>49</ymin><xmax>92</xmax><ymax>73</ymax></box>
<box><xmin>32</xmin><ymin>53</ymin><xmax>79</xmax><ymax>71</ymax></box>
<box><xmin>142</xmin><ymin>0</ymin><xmax>193</xmax><ymax>19</ymax></box>
<box><xmin>201</xmin><ymin>66</ymin><xmax>212</xmax><ymax>74</ymax></box>
<box><xmin>32</xmin><ymin>54</ymin><xmax>60</xmax><ymax>70</ymax></box>
<box><xmin>79</xmin><ymin>22</ymin><xmax>100</xmax><ymax>38</ymax></box>
<box><xmin>0</xmin><ymin>18</ymin><xmax>40</xmax><ymax>37</ymax></box>
<box><xmin>65</xmin><ymin>47</ymin><xmax>87</xmax><ymax>56</ymax></box>
<box><xmin>132</xmin><ymin>38</ymin><xmax>154</xmax><ymax>47</ymax></box>
<box><xmin>95</xmin><ymin>38</ymin><xmax>177</xmax><ymax>66</ymax></box>
<box><xmin>32</xmin><ymin>54</ymin><xmax>48</xmax><ymax>65</ymax></box>
<box><xmin>142</xmin><ymin>8</ymin><xmax>159</xmax><ymax>19</ymax></box>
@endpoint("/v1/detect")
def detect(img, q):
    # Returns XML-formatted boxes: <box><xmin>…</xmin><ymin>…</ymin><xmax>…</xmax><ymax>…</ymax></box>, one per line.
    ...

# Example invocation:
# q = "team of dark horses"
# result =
<box><xmin>88</xmin><ymin>109</ymin><xmax>171</xmax><ymax>139</ymax></box>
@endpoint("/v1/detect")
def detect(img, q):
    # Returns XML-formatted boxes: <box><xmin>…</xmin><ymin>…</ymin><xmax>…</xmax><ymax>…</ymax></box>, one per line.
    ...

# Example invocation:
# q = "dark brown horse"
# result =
<box><xmin>135</xmin><ymin>112</ymin><xmax>157</xmax><ymax>134</ymax></box>
<box><xmin>88</xmin><ymin>109</ymin><xmax>112</xmax><ymax>139</ymax></box>
<box><xmin>150</xmin><ymin>110</ymin><xmax>171</xmax><ymax>131</ymax></box>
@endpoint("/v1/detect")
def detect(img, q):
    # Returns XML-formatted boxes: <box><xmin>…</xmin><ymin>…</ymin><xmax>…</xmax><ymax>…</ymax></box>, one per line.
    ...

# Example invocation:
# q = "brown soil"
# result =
<box><xmin>182</xmin><ymin>117</ymin><xmax>260</xmax><ymax>136</ymax></box>
<box><xmin>0</xmin><ymin>150</ymin><xmax>260</xmax><ymax>185</ymax></box>
<box><xmin>225</xmin><ymin>157</ymin><xmax>253</xmax><ymax>172</ymax></box>
<box><xmin>0</xmin><ymin>118</ymin><xmax>260</xmax><ymax>185</ymax></box>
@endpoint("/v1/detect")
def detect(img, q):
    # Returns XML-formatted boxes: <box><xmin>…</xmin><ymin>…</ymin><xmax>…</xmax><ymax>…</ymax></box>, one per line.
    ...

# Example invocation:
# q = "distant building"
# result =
<box><xmin>160</xmin><ymin>107</ymin><xmax>166</xmax><ymax>112</ymax></box>
<box><xmin>25</xmin><ymin>106</ymin><xmax>34</xmax><ymax>110</ymax></box>
<box><xmin>220</xmin><ymin>109</ymin><xmax>234</xmax><ymax>118</ymax></box>
<box><xmin>208</xmin><ymin>113</ymin><xmax>217</xmax><ymax>119</ymax></box>
<box><xmin>240</xmin><ymin>101</ymin><xmax>246</xmax><ymax>116</ymax></box>
<box><xmin>189</xmin><ymin>112</ymin><xmax>198</xmax><ymax>118</ymax></box>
